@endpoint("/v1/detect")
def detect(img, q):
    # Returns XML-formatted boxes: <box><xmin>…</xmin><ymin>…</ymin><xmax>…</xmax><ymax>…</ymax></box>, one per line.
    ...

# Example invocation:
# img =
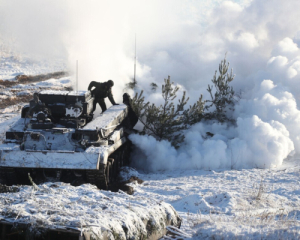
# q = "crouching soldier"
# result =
<box><xmin>88</xmin><ymin>80</ymin><xmax>119</xmax><ymax>113</ymax></box>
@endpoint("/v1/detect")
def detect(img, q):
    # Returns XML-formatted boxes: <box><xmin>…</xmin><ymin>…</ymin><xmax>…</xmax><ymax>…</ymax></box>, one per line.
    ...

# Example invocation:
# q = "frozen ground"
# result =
<box><xmin>0</xmin><ymin>182</ymin><xmax>181</xmax><ymax>240</ymax></box>
<box><xmin>128</xmin><ymin>161</ymin><xmax>300</xmax><ymax>239</ymax></box>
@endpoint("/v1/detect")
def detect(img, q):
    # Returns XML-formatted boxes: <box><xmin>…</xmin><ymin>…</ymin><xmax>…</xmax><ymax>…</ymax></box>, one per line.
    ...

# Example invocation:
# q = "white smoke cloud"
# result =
<box><xmin>235</xmin><ymin>79</ymin><xmax>300</xmax><ymax>153</ymax></box>
<box><xmin>129</xmin><ymin>0</ymin><xmax>300</xmax><ymax>171</ymax></box>
<box><xmin>231</xmin><ymin>116</ymin><xmax>294</xmax><ymax>169</ymax></box>
<box><xmin>130</xmin><ymin>113</ymin><xmax>294</xmax><ymax>171</ymax></box>
<box><xmin>1</xmin><ymin>0</ymin><xmax>300</xmax><ymax>170</ymax></box>
<box><xmin>0</xmin><ymin>0</ymin><xmax>68</xmax><ymax>59</ymax></box>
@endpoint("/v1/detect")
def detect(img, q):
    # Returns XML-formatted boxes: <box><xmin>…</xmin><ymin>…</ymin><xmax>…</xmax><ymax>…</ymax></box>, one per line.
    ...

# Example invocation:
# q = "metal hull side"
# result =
<box><xmin>84</xmin><ymin>104</ymin><xmax>128</xmax><ymax>137</ymax></box>
<box><xmin>0</xmin><ymin>138</ymin><xmax>127</xmax><ymax>170</ymax></box>
<box><xmin>0</xmin><ymin>150</ymin><xmax>99</xmax><ymax>170</ymax></box>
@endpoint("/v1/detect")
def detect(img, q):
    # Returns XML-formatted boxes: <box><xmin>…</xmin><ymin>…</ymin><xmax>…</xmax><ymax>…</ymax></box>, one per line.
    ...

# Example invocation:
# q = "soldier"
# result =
<box><xmin>122</xmin><ymin>93</ymin><xmax>138</xmax><ymax>129</ymax></box>
<box><xmin>88</xmin><ymin>80</ymin><xmax>119</xmax><ymax>113</ymax></box>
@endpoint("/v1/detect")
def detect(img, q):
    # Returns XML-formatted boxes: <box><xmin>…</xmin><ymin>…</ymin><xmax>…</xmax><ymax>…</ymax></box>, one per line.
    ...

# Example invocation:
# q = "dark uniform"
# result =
<box><xmin>122</xmin><ymin>93</ymin><xmax>138</xmax><ymax>129</ymax></box>
<box><xmin>88</xmin><ymin>80</ymin><xmax>118</xmax><ymax>113</ymax></box>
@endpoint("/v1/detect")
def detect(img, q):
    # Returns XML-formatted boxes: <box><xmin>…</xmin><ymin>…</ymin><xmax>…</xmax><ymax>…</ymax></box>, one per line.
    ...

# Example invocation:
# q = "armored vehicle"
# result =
<box><xmin>0</xmin><ymin>90</ymin><xmax>133</xmax><ymax>189</ymax></box>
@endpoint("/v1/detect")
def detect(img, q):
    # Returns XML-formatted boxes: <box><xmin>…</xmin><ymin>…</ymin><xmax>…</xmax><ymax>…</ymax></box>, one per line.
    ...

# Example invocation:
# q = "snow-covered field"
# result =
<box><xmin>131</xmin><ymin>162</ymin><xmax>300</xmax><ymax>239</ymax></box>
<box><xmin>0</xmin><ymin>44</ymin><xmax>66</xmax><ymax>81</ymax></box>
<box><xmin>0</xmin><ymin>51</ymin><xmax>300</xmax><ymax>239</ymax></box>
<box><xmin>0</xmin><ymin>182</ymin><xmax>181</xmax><ymax>240</ymax></box>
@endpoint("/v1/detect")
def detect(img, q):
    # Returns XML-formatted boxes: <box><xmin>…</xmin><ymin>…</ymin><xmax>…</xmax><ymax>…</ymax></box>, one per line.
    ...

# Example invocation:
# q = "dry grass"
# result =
<box><xmin>0</xmin><ymin>71</ymin><xmax>69</xmax><ymax>109</ymax></box>
<box><xmin>0</xmin><ymin>71</ymin><xmax>67</xmax><ymax>87</ymax></box>
<box><xmin>0</xmin><ymin>95</ymin><xmax>32</xmax><ymax>109</ymax></box>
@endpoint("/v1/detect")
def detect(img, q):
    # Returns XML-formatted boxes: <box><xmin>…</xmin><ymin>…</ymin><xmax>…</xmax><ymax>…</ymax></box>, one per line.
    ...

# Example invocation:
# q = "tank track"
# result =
<box><xmin>0</xmin><ymin>142</ymin><xmax>132</xmax><ymax>189</ymax></box>
<box><xmin>86</xmin><ymin>141</ymin><xmax>131</xmax><ymax>190</ymax></box>
<box><xmin>0</xmin><ymin>167</ymin><xmax>6</xmax><ymax>184</ymax></box>
<box><xmin>86</xmin><ymin>164</ymin><xmax>108</xmax><ymax>190</ymax></box>
<box><xmin>0</xmin><ymin>167</ymin><xmax>19</xmax><ymax>186</ymax></box>
<box><xmin>6</xmin><ymin>168</ymin><xmax>19</xmax><ymax>186</ymax></box>
<box><xmin>0</xmin><ymin>167</ymin><xmax>33</xmax><ymax>186</ymax></box>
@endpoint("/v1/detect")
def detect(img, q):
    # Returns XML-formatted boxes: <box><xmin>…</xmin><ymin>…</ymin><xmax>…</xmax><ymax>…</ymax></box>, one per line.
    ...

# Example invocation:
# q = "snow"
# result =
<box><xmin>68</xmin><ymin>90</ymin><xmax>89</xmax><ymax>96</ymax></box>
<box><xmin>0</xmin><ymin>76</ymin><xmax>72</xmax><ymax>105</ymax></box>
<box><xmin>22</xmin><ymin>77</ymin><xmax>72</xmax><ymax>90</ymax></box>
<box><xmin>39</xmin><ymin>90</ymin><xmax>70</xmax><ymax>95</ymax></box>
<box><xmin>0</xmin><ymin>45</ymin><xmax>66</xmax><ymax>81</ymax></box>
<box><xmin>129</xmin><ymin>161</ymin><xmax>300</xmax><ymax>239</ymax></box>
<box><xmin>0</xmin><ymin>112</ymin><xmax>20</xmax><ymax>144</ymax></box>
<box><xmin>0</xmin><ymin>182</ymin><xmax>181</xmax><ymax>240</ymax></box>
<box><xmin>0</xmin><ymin>147</ymin><xmax>100</xmax><ymax>169</ymax></box>
<box><xmin>84</xmin><ymin>104</ymin><xmax>128</xmax><ymax>130</ymax></box>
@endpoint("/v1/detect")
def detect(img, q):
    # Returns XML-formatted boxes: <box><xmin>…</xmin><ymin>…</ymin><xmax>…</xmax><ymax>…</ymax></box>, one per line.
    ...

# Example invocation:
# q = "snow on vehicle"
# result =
<box><xmin>0</xmin><ymin>90</ymin><xmax>133</xmax><ymax>189</ymax></box>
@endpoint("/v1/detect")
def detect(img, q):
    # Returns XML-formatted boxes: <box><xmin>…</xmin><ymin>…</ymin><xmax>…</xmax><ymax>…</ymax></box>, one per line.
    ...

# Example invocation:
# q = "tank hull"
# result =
<box><xmin>0</xmin><ymin>137</ymin><xmax>126</xmax><ymax>169</ymax></box>
<box><xmin>0</xmin><ymin>90</ymin><xmax>133</xmax><ymax>189</ymax></box>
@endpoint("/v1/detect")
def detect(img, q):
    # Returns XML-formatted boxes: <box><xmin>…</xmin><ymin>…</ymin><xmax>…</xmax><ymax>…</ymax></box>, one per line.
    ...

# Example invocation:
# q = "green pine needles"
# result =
<box><xmin>131</xmin><ymin>76</ymin><xmax>205</xmax><ymax>148</ymax></box>
<box><xmin>205</xmin><ymin>56</ymin><xmax>235</xmax><ymax>122</ymax></box>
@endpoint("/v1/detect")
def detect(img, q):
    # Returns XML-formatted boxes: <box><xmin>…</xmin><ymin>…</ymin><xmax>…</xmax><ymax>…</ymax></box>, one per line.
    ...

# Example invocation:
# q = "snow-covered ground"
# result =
<box><xmin>0</xmin><ymin>43</ymin><xmax>66</xmax><ymax>81</ymax></box>
<box><xmin>0</xmin><ymin>182</ymin><xmax>181</xmax><ymax>240</ymax></box>
<box><xmin>129</xmin><ymin>162</ymin><xmax>300</xmax><ymax>239</ymax></box>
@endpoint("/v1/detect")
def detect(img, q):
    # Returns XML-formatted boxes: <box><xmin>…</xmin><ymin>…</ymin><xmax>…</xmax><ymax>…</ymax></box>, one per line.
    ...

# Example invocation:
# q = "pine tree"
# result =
<box><xmin>125</xmin><ymin>78</ymin><xmax>137</xmax><ymax>91</ymax></box>
<box><xmin>205</xmin><ymin>56</ymin><xmax>235</xmax><ymax>122</ymax></box>
<box><xmin>131</xmin><ymin>90</ymin><xmax>149</xmax><ymax>120</ymax></box>
<box><xmin>131</xmin><ymin>76</ymin><xmax>204</xmax><ymax>148</ymax></box>
<box><xmin>183</xmin><ymin>95</ymin><xmax>205</xmax><ymax>125</ymax></box>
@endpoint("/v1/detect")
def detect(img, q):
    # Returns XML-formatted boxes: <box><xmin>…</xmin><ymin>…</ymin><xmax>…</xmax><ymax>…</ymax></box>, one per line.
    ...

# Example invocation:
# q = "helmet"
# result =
<box><xmin>123</xmin><ymin>93</ymin><xmax>130</xmax><ymax>101</ymax></box>
<box><xmin>107</xmin><ymin>80</ymin><xmax>114</xmax><ymax>87</ymax></box>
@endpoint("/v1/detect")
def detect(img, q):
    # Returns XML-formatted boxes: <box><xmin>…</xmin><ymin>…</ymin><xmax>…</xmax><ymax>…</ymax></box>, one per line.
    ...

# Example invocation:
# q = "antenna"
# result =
<box><xmin>76</xmin><ymin>60</ymin><xmax>78</xmax><ymax>92</ymax></box>
<box><xmin>134</xmin><ymin>34</ymin><xmax>136</xmax><ymax>85</ymax></box>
